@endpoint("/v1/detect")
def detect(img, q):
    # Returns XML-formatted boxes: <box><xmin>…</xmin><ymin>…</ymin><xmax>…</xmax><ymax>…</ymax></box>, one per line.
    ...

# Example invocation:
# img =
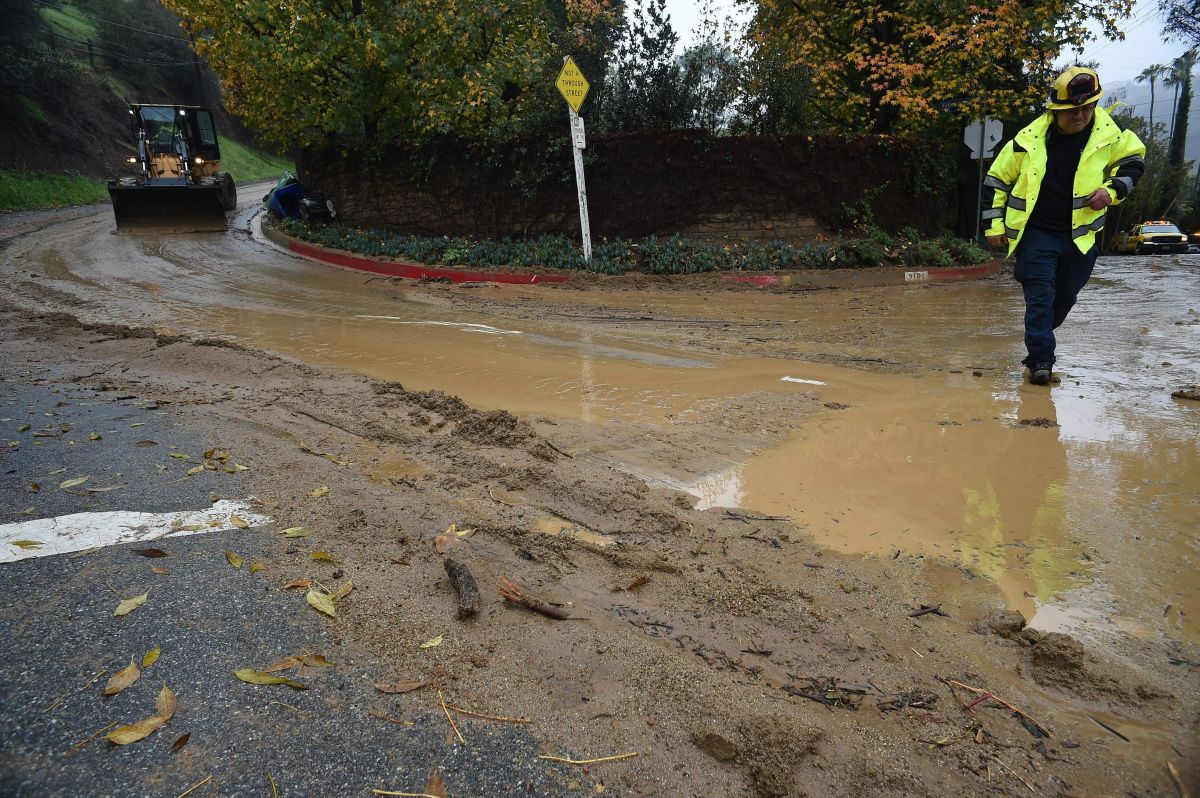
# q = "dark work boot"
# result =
<box><xmin>1029</xmin><ymin>362</ymin><xmax>1053</xmax><ymax>385</ymax></box>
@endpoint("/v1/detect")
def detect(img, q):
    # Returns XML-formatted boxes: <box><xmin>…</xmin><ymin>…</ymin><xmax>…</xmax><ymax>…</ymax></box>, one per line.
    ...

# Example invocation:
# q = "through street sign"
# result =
<box><xmin>964</xmin><ymin>118</ymin><xmax>1003</xmax><ymax>160</ymax></box>
<box><xmin>555</xmin><ymin>56</ymin><xmax>590</xmax><ymax>113</ymax></box>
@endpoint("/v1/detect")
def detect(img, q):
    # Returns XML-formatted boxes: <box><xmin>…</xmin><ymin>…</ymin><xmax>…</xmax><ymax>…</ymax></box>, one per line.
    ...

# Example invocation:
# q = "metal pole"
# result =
<box><xmin>975</xmin><ymin>120</ymin><xmax>986</xmax><ymax>242</ymax></box>
<box><xmin>568</xmin><ymin>105</ymin><xmax>592</xmax><ymax>263</ymax></box>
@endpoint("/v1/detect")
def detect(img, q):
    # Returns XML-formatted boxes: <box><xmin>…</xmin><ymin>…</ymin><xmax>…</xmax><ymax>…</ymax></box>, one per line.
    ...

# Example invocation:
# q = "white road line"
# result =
<box><xmin>781</xmin><ymin>376</ymin><xmax>827</xmax><ymax>386</ymax></box>
<box><xmin>353</xmin><ymin>316</ymin><xmax>523</xmax><ymax>335</ymax></box>
<box><xmin>0</xmin><ymin>499</ymin><xmax>272</xmax><ymax>563</ymax></box>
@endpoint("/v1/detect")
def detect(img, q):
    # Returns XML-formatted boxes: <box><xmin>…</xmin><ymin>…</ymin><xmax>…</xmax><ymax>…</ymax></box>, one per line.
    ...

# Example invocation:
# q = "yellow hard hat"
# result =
<box><xmin>1048</xmin><ymin>67</ymin><xmax>1103</xmax><ymax>110</ymax></box>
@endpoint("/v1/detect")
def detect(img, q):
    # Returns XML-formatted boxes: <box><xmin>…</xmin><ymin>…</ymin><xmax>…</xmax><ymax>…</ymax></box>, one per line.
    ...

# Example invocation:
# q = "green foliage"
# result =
<box><xmin>276</xmin><ymin>219</ymin><xmax>991</xmax><ymax>274</ymax></box>
<box><xmin>0</xmin><ymin>169</ymin><xmax>108</xmax><ymax>210</ymax></box>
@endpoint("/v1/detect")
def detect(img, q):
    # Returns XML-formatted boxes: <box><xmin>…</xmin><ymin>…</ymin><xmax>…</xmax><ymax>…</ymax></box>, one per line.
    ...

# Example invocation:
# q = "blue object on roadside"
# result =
<box><xmin>267</xmin><ymin>182</ymin><xmax>306</xmax><ymax>219</ymax></box>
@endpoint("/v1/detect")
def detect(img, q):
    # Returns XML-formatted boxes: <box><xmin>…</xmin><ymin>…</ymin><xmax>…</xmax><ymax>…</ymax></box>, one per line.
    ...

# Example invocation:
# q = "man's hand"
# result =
<box><xmin>1086</xmin><ymin>187</ymin><xmax>1113</xmax><ymax>210</ymax></box>
<box><xmin>986</xmin><ymin>234</ymin><xmax>1006</xmax><ymax>250</ymax></box>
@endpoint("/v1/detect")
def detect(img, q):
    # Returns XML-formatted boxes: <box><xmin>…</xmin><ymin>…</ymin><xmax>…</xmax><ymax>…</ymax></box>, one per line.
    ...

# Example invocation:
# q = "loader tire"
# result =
<box><xmin>215</xmin><ymin>172</ymin><xmax>237</xmax><ymax>211</ymax></box>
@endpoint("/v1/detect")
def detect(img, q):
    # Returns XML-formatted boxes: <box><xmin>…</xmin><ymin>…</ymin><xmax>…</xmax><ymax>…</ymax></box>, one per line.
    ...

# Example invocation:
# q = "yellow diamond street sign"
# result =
<box><xmin>555</xmin><ymin>56</ymin><xmax>590</xmax><ymax>114</ymax></box>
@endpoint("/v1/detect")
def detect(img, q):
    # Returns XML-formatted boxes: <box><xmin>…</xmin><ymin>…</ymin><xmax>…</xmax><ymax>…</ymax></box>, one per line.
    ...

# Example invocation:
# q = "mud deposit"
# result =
<box><xmin>0</xmin><ymin>200</ymin><xmax>1197</xmax><ymax>796</ymax></box>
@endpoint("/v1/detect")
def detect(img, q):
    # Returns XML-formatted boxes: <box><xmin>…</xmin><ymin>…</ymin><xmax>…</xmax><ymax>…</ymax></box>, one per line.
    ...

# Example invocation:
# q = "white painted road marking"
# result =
<box><xmin>0</xmin><ymin>499</ymin><xmax>272</xmax><ymax>563</ymax></box>
<box><xmin>781</xmin><ymin>376</ymin><xmax>828</xmax><ymax>386</ymax></box>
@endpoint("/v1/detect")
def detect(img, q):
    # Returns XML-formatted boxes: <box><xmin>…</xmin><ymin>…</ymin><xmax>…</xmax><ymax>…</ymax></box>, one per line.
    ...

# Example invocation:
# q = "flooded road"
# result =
<box><xmin>4</xmin><ymin>200</ymin><xmax>1197</xmax><ymax>653</ymax></box>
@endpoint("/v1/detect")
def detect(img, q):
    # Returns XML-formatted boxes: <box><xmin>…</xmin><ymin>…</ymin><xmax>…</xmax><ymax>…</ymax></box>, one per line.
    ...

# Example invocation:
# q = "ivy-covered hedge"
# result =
<box><xmin>278</xmin><ymin>218</ymin><xmax>988</xmax><ymax>276</ymax></box>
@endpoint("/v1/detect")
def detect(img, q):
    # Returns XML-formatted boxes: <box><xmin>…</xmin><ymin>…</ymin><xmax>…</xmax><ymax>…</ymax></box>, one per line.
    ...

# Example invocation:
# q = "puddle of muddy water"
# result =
<box><xmin>34</xmin><ymin>227</ymin><xmax>1199</xmax><ymax>651</ymax></box>
<box><xmin>534</xmin><ymin>514</ymin><xmax>617</xmax><ymax>548</ymax></box>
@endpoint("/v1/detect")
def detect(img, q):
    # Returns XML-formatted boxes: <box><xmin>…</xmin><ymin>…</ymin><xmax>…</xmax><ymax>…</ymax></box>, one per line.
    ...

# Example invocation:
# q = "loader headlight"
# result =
<box><xmin>126</xmin><ymin>157</ymin><xmax>138</xmax><ymax>164</ymax></box>
<box><xmin>194</xmin><ymin>157</ymin><xmax>204</xmax><ymax>164</ymax></box>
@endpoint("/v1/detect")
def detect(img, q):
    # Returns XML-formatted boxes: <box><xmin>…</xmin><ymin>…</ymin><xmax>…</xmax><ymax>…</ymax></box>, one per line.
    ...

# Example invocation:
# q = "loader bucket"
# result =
<box><xmin>108</xmin><ymin>182</ymin><xmax>229</xmax><ymax>233</ymax></box>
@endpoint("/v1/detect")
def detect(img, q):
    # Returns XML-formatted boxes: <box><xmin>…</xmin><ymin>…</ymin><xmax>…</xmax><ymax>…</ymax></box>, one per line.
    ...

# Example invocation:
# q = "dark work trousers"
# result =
<box><xmin>1012</xmin><ymin>225</ymin><xmax>1098</xmax><ymax>366</ymax></box>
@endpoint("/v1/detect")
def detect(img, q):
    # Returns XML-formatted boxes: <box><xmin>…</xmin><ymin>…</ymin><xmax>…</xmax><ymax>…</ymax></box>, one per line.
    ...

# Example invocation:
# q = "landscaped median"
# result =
<box><xmin>264</xmin><ymin>216</ymin><xmax>1002</xmax><ymax>286</ymax></box>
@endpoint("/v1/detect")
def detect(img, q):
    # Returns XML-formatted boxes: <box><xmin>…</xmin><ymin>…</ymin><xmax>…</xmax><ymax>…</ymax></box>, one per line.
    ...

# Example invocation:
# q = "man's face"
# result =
<box><xmin>1053</xmin><ymin>102</ymin><xmax>1096</xmax><ymax>134</ymax></box>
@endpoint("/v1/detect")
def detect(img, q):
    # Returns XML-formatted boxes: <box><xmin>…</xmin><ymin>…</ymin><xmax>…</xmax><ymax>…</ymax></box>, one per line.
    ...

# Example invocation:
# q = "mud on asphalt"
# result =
<box><xmin>0</xmin><ymin>292</ymin><xmax>1196</xmax><ymax>798</ymax></box>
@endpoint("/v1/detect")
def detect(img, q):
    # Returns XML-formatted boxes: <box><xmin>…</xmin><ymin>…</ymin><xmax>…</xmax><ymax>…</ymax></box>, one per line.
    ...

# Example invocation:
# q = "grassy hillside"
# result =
<box><xmin>0</xmin><ymin>170</ymin><xmax>108</xmax><ymax>211</ymax></box>
<box><xmin>218</xmin><ymin>139</ymin><xmax>293</xmax><ymax>183</ymax></box>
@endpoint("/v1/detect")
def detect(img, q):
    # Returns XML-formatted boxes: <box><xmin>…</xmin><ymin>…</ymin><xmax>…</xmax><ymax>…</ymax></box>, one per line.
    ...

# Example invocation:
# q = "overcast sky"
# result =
<box><xmin>660</xmin><ymin>0</ymin><xmax>1192</xmax><ymax>88</ymax></box>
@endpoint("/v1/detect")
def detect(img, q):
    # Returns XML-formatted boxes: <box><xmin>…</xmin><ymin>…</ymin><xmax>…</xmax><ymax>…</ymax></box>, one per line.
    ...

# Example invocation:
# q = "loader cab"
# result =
<box><xmin>131</xmin><ymin>104</ymin><xmax>223</xmax><ymax>166</ymax></box>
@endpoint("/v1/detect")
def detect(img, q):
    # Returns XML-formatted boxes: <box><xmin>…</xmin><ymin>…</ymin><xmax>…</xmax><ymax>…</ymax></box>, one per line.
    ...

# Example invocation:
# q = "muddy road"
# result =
<box><xmin>1</xmin><ymin>193</ymin><xmax>1197</xmax><ymax>797</ymax></box>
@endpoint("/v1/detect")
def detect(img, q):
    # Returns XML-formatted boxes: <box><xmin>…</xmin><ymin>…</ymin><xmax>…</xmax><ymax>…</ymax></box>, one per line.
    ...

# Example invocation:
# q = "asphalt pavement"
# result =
<box><xmin>0</xmin><ymin>376</ymin><xmax>589</xmax><ymax>797</ymax></box>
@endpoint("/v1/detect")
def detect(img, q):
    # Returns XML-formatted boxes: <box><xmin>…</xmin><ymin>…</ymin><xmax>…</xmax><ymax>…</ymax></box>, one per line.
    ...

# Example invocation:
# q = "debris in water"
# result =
<box><xmin>498</xmin><ymin>577</ymin><xmax>570</xmax><ymax>620</ymax></box>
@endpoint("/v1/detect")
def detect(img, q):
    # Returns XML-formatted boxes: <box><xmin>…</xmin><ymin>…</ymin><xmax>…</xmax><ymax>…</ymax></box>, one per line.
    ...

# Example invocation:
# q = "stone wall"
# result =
<box><xmin>298</xmin><ymin>130</ymin><xmax>954</xmax><ymax>242</ymax></box>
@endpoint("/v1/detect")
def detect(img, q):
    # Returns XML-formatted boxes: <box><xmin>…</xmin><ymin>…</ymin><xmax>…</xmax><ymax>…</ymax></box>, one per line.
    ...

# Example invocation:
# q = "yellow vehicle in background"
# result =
<box><xmin>1109</xmin><ymin>221</ymin><xmax>1189</xmax><ymax>254</ymax></box>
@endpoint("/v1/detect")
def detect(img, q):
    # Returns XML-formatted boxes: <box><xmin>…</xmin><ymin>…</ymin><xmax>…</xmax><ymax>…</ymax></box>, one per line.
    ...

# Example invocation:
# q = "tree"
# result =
<box><xmin>1164</xmin><ymin>50</ymin><xmax>1195</xmax><ymax>211</ymax></box>
<box><xmin>1159</xmin><ymin>0</ymin><xmax>1200</xmax><ymax>45</ymax></box>
<box><xmin>739</xmin><ymin>0</ymin><xmax>1133</xmax><ymax>134</ymax></box>
<box><xmin>160</xmin><ymin>0</ymin><xmax>613</xmax><ymax>148</ymax></box>
<box><xmin>1135</xmin><ymin>63</ymin><xmax>1168</xmax><ymax>151</ymax></box>
<box><xmin>596</xmin><ymin>0</ymin><xmax>691</xmax><ymax>131</ymax></box>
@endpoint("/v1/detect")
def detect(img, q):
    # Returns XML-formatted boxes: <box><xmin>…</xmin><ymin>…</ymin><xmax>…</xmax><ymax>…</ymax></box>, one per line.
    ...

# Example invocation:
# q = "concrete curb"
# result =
<box><xmin>262</xmin><ymin>219</ymin><xmax>1007</xmax><ymax>289</ymax></box>
<box><xmin>261</xmin><ymin>221</ymin><xmax>570</xmax><ymax>285</ymax></box>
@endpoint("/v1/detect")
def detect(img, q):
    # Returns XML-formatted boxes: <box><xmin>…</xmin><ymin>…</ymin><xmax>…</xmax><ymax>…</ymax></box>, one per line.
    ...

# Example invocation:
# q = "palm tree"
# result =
<box><xmin>1136</xmin><ymin>63</ymin><xmax>1168</xmax><ymax>148</ymax></box>
<box><xmin>1164</xmin><ymin>59</ymin><xmax>1187</xmax><ymax>140</ymax></box>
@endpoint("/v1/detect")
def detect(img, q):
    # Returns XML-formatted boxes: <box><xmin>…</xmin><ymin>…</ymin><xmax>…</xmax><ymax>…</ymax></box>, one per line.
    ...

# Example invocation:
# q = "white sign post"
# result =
<box><xmin>965</xmin><ymin>118</ymin><xmax>1003</xmax><ymax>242</ymax></box>
<box><xmin>557</xmin><ymin>57</ymin><xmax>593</xmax><ymax>262</ymax></box>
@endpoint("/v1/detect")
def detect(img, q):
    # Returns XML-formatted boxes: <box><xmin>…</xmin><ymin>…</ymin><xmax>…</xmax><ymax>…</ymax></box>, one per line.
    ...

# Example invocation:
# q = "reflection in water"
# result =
<box><xmin>688</xmin><ymin>465</ymin><xmax>745</xmax><ymax>511</ymax></box>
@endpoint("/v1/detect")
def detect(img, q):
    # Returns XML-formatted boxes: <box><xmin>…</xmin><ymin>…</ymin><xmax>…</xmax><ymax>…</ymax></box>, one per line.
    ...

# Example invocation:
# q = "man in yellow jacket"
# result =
<box><xmin>983</xmin><ymin>67</ymin><xmax>1145</xmax><ymax>385</ymax></box>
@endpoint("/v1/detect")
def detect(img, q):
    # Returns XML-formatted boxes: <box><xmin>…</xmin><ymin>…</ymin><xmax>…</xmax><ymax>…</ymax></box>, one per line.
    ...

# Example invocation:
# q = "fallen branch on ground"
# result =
<box><xmin>444</xmin><ymin>559</ymin><xmax>479</xmax><ymax>619</ymax></box>
<box><xmin>498</xmin><ymin>577</ymin><xmax>571</xmax><ymax>620</ymax></box>
<box><xmin>538</xmin><ymin>752</ymin><xmax>640</xmax><ymax>765</ymax></box>
<box><xmin>942</xmin><ymin>679</ymin><xmax>1052</xmax><ymax>737</ymax></box>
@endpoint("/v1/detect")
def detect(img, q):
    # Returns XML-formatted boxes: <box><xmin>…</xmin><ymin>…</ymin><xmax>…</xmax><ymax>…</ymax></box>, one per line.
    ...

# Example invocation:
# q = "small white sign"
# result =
<box><xmin>964</xmin><ymin>118</ymin><xmax>1003</xmax><ymax>160</ymax></box>
<box><xmin>905</xmin><ymin>270</ymin><xmax>930</xmax><ymax>282</ymax></box>
<box><xmin>571</xmin><ymin>115</ymin><xmax>586</xmax><ymax>150</ymax></box>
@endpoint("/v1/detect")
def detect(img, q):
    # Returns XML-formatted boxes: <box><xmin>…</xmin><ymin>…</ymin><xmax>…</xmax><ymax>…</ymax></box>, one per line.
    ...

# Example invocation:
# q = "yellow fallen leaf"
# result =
<box><xmin>332</xmin><ymin>580</ymin><xmax>354</xmax><ymax>601</ymax></box>
<box><xmin>186</xmin><ymin>465</ymin><xmax>204</xmax><ymax>476</ymax></box>
<box><xmin>283</xmin><ymin>578</ymin><xmax>311</xmax><ymax>589</ymax></box>
<box><xmin>280</xmin><ymin>527</ymin><xmax>309</xmax><ymax>538</ymax></box>
<box><xmin>155</xmin><ymin>464</ymin><xmax>167</xmax><ymax>471</ymax></box>
<box><xmin>262</xmin><ymin>657</ymin><xmax>300</xmax><ymax>672</ymax></box>
<box><xmin>168</xmin><ymin>452</ymin><xmax>190</xmax><ymax>460</ymax></box>
<box><xmin>10</xmin><ymin>540</ymin><xmax>43</xmax><ymax>549</ymax></box>
<box><xmin>103</xmin><ymin>659</ymin><xmax>141</xmax><ymax>696</ymax></box>
<box><xmin>89</xmin><ymin>433</ymin><xmax>102</xmax><ymax>441</ymax></box>
<box><xmin>21</xmin><ymin>507</ymin><xmax>35</xmax><ymax>515</ymax></box>
<box><xmin>142</xmin><ymin>647</ymin><xmax>161</xmax><ymax>667</ymax></box>
<box><xmin>311</xmin><ymin>551</ymin><xmax>336</xmax><ymax>562</ymax></box>
<box><xmin>307</xmin><ymin>589</ymin><xmax>336</xmax><ymax>618</ymax></box>
<box><xmin>309</xmin><ymin>486</ymin><xmax>330</xmax><ymax>498</ymax></box>
<box><xmin>234</xmin><ymin>668</ymin><xmax>308</xmax><ymax>689</ymax></box>
<box><xmin>114</xmin><ymin>593</ymin><xmax>148</xmax><ymax>616</ymax></box>
<box><xmin>298</xmin><ymin>654</ymin><xmax>334</xmax><ymax>668</ymax></box>
<box><xmin>27</xmin><ymin>483</ymin><xmax>39</xmax><ymax>492</ymax></box>
<box><xmin>16</xmin><ymin>424</ymin><xmax>31</xmax><ymax>432</ymax></box>
<box><xmin>230</xmin><ymin>514</ymin><xmax>249</xmax><ymax>529</ymax></box>
<box><xmin>47</xmin><ymin>467</ymin><xmax>67</xmax><ymax>475</ymax></box>
<box><xmin>249</xmin><ymin>561</ymin><xmax>264</xmax><ymax>574</ymax></box>
<box><xmin>130</xmin><ymin>422</ymin><xmax>145</xmax><ymax>428</ymax></box>
<box><xmin>150</xmin><ymin>566</ymin><xmax>170</xmax><ymax>575</ymax></box>
<box><xmin>225</xmin><ymin>551</ymin><xmax>244</xmax><ymax>569</ymax></box>
<box><xmin>59</xmin><ymin>476</ymin><xmax>89</xmax><ymax>489</ymax></box>
<box><xmin>233</xmin><ymin>463</ymin><xmax>250</xmax><ymax>471</ymax></box>
<box><xmin>106</xmin><ymin>683</ymin><xmax>175</xmax><ymax>745</ymax></box>
<box><xmin>419</xmin><ymin>635</ymin><xmax>444</xmax><ymax>649</ymax></box>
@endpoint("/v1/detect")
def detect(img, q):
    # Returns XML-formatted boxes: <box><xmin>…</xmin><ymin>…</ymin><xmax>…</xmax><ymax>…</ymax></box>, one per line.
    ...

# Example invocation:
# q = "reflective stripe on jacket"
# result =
<box><xmin>982</xmin><ymin>106</ymin><xmax>1146</xmax><ymax>255</ymax></box>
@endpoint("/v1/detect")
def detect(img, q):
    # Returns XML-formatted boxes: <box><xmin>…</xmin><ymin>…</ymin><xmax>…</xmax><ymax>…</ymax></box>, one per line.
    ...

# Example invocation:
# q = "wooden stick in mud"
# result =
<box><xmin>908</xmin><ymin>604</ymin><xmax>950</xmax><ymax>618</ymax></box>
<box><xmin>943</xmin><ymin>679</ymin><xmax>1052</xmax><ymax>737</ymax></box>
<box><xmin>498</xmin><ymin>577</ymin><xmax>571</xmax><ymax>620</ymax></box>
<box><xmin>444</xmin><ymin>559</ymin><xmax>479</xmax><ymax>619</ymax></box>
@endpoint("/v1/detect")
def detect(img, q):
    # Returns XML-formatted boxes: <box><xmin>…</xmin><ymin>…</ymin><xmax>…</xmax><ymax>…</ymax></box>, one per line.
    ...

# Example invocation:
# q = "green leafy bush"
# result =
<box><xmin>275</xmin><ymin>218</ymin><xmax>987</xmax><ymax>274</ymax></box>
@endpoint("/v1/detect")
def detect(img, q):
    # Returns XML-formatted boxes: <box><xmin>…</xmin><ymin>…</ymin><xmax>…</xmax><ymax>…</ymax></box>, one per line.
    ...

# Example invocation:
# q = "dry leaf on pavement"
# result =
<box><xmin>309</xmin><ymin>486</ymin><xmax>330</xmax><ymax>498</ymax></box>
<box><xmin>419</xmin><ymin>635</ymin><xmax>444</xmax><ymax>649</ymax></box>
<box><xmin>106</xmin><ymin>683</ymin><xmax>176</xmax><ymax>745</ymax></box>
<box><xmin>225</xmin><ymin>551</ymin><xmax>244</xmax><ymax>569</ymax></box>
<box><xmin>230</xmin><ymin>514</ymin><xmax>250</xmax><ymax>529</ymax></box>
<box><xmin>306</xmin><ymin>589</ymin><xmax>336</xmax><ymax>618</ymax></box>
<box><xmin>234</xmin><ymin>668</ymin><xmax>308</xmax><ymax>690</ymax></box>
<box><xmin>114</xmin><ymin>593</ymin><xmax>148</xmax><ymax>617</ymax></box>
<box><xmin>103</xmin><ymin>660</ymin><xmax>140</xmax><ymax>696</ymax></box>
<box><xmin>133</xmin><ymin>548</ymin><xmax>170</xmax><ymax>558</ymax></box>
<box><xmin>142</xmin><ymin>647</ymin><xmax>160</xmax><ymax>668</ymax></box>
<box><xmin>283</xmin><ymin>578</ymin><xmax>311</xmax><ymax>589</ymax></box>
<box><xmin>59</xmin><ymin>476</ymin><xmax>89</xmax><ymax>489</ymax></box>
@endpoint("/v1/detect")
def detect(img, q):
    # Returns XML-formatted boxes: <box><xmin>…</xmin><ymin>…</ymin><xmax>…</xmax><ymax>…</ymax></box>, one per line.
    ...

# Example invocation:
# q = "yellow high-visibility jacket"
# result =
<box><xmin>983</xmin><ymin>106</ymin><xmax>1146</xmax><ymax>256</ymax></box>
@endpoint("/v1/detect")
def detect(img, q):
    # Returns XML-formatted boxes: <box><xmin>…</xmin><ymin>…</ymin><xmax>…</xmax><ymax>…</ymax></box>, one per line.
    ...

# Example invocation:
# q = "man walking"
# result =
<box><xmin>982</xmin><ymin>67</ymin><xmax>1146</xmax><ymax>385</ymax></box>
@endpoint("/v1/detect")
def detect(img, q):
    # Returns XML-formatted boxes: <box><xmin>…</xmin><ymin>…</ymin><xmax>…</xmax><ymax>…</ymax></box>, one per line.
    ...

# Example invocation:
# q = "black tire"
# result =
<box><xmin>215</xmin><ymin>172</ymin><xmax>237</xmax><ymax>211</ymax></box>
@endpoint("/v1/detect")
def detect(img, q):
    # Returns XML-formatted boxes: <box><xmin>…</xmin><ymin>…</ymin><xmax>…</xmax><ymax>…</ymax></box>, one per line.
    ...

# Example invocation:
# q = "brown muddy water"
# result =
<box><xmin>10</xmin><ymin>204</ymin><xmax>1200</xmax><ymax>653</ymax></box>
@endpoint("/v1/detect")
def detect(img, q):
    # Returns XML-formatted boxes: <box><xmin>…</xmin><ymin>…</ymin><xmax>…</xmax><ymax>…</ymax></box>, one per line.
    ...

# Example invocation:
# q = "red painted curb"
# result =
<box><xmin>263</xmin><ymin>222</ymin><xmax>569</xmax><ymax>285</ymax></box>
